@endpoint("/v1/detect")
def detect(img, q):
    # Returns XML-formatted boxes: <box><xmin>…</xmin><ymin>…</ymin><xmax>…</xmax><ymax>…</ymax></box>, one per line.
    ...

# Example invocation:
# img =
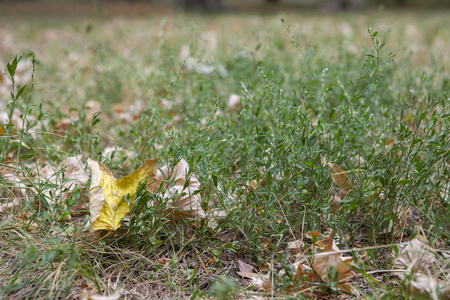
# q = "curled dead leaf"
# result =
<box><xmin>287</xmin><ymin>239</ymin><xmax>304</xmax><ymax>254</ymax></box>
<box><xmin>148</xmin><ymin>159</ymin><xmax>206</xmax><ymax>221</ymax></box>
<box><xmin>306</xmin><ymin>230</ymin><xmax>334</xmax><ymax>249</ymax></box>
<box><xmin>409</xmin><ymin>273</ymin><xmax>440</xmax><ymax>299</ymax></box>
<box><xmin>312</xmin><ymin>238</ymin><xmax>359</xmax><ymax>295</ymax></box>
<box><xmin>38</xmin><ymin>155</ymin><xmax>89</xmax><ymax>198</ymax></box>
<box><xmin>238</xmin><ymin>260</ymin><xmax>255</xmax><ymax>273</ymax></box>
<box><xmin>305</xmin><ymin>231</ymin><xmax>322</xmax><ymax>240</ymax></box>
<box><xmin>392</xmin><ymin>238</ymin><xmax>436</xmax><ymax>276</ymax></box>
<box><xmin>296</xmin><ymin>263</ymin><xmax>317</xmax><ymax>283</ymax></box>
<box><xmin>328</xmin><ymin>162</ymin><xmax>353</xmax><ymax>190</ymax></box>
<box><xmin>237</xmin><ymin>271</ymin><xmax>271</xmax><ymax>291</ymax></box>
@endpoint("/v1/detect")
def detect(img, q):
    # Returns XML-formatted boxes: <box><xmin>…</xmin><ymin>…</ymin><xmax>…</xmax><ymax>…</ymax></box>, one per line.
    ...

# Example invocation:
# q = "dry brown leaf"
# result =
<box><xmin>287</xmin><ymin>239</ymin><xmax>304</xmax><ymax>254</ymax></box>
<box><xmin>391</xmin><ymin>238</ymin><xmax>448</xmax><ymax>299</ymax></box>
<box><xmin>331</xmin><ymin>194</ymin><xmax>342</xmax><ymax>213</ymax></box>
<box><xmin>306</xmin><ymin>230</ymin><xmax>334</xmax><ymax>249</ymax></box>
<box><xmin>331</xmin><ymin>189</ymin><xmax>350</xmax><ymax>213</ymax></box>
<box><xmin>38</xmin><ymin>155</ymin><xmax>89</xmax><ymax>200</ymax></box>
<box><xmin>237</xmin><ymin>271</ymin><xmax>271</xmax><ymax>291</ymax></box>
<box><xmin>328</xmin><ymin>162</ymin><xmax>353</xmax><ymax>190</ymax></box>
<box><xmin>227</xmin><ymin>94</ymin><xmax>242</xmax><ymax>113</ymax></box>
<box><xmin>392</xmin><ymin>238</ymin><xmax>436</xmax><ymax>275</ymax></box>
<box><xmin>312</xmin><ymin>238</ymin><xmax>359</xmax><ymax>295</ymax></box>
<box><xmin>56</xmin><ymin>100</ymin><xmax>101</xmax><ymax>129</ymax></box>
<box><xmin>385</xmin><ymin>139</ymin><xmax>395</xmax><ymax>147</ymax></box>
<box><xmin>305</xmin><ymin>231</ymin><xmax>322</xmax><ymax>240</ymax></box>
<box><xmin>238</xmin><ymin>260</ymin><xmax>255</xmax><ymax>273</ymax></box>
<box><xmin>394</xmin><ymin>204</ymin><xmax>411</xmax><ymax>230</ymax></box>
<box><xmin>80</xmin><ymin>288</ymin><xmax>124</xmax><ymax>300</ymax></box>
<box><xmin>148</xmin><ymin>159</ymin><xmax>206</xmax><ymax>221</ymax></box>
<box><xmin>206</xmin><ymin>208</ymin><xmax>227</xmax><ymax>229</ymax></box>
<box><xmin>409</xmin><ymin>273</ymin><xmax>440</xmax><ymax>299</ymax></box>
<box><xmin>296</xmin><ymin>263</ymin><xmax>317</xmax><ymax>283</ymax></box>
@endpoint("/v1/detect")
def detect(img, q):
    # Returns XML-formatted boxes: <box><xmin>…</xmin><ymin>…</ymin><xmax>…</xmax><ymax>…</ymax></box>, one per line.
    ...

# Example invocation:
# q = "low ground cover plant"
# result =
<box><xmin>0</xmin><ymin>4</ymin><xmax>449</xmax><ymax>299</ymax></box>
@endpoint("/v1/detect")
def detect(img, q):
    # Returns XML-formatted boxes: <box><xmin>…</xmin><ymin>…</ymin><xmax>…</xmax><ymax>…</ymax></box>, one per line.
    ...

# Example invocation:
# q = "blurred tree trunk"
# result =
<box><xmin>177</xmin><ymin>0</ymin><xmax>224</xmax><ymax>11</ymax></box>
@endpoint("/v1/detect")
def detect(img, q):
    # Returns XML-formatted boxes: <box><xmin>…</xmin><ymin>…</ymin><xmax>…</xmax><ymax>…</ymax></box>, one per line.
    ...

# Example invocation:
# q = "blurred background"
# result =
<box><xmin>0</xmin><ymin>0</ymin><xmax>450</xmax><ymax>16</ymax></box>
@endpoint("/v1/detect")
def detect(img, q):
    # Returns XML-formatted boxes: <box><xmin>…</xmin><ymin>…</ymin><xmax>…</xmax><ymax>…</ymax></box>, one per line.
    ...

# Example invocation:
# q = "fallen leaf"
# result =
<box><xmin>328</xmin><ymin>163</ymin><xmax>353</xmax><ymax>190</ymax></box>
<box><xmin>148</xmin><ymin>159</ymin><xmax>206</xmax><ymax>221</ymax></box>
<box><xmin>391</xmin><ymin>238</ymin><xmax>448</xmax><ymax>299</ymax></box>
<box><xmin>385</xmin><ymin>139</ymin><xmax>395</xmax><ymax>147</ymax></box>
<box><xmin>227</xmin><ymin>94</ymin><xmax>242</xmax><ymax>113</ymax></box>
<box><xmin>0</xmin><ymin>163</ymin><xmax>27</xmax><ymax>198</ymax></box>
<box><xmin>87</xmin><ymin>158</ymin><xmax>158</xmax><ymax>231</ymax></box>
<box><xmin>394</xmin><ymin>204</ymin><xmax>410</xmax><ymax>230</ymax></box>
<box><xmin>287</xmin><ymin>239</ymin><xmax>304</xmax><ymax>254</ymax></box>
<box><xmin>237</xmin><ymin>271</ymin><xmax>271</xmax><ymax>291</ymax></box>
<box><xmin>305</xmin><ymin>231</ymin><xmax>322</xmax><ymax>240</ymax></box>
<box><xmin>392</xmin><ymin>238</ymin><xmax>436</xmax><ymax>276</ymax></box>
<box><xmin>331</xmin><ymin>194</ymin><xmax>342</xmax><ymax>213</ymax></box>
<box><xmin>206</xmin><ymin>208</ymin><xmax>227</xmax><ymax>229</ymax></box>
<box><xmin>296</xmin><ymin>263</ymin><xmax>317</xmax><ymax>283</ymax></box>
<box><xmin>238</xmin><ymin>260</ymin><xmax>255</xmax><ymax>273</ymax></box>
<box><xmin>112</xmin><ymin>100</ymin><xmax>145</xmax><ymax>123</ymax></box>
<box><xmin>80</xmin><ymin>288</ymin><xmax>124</xmax><ymax>300</ymax></box>
<box><xmin>38</xmin><ymin>155</ymin><xmax>89</xmax><ymax>198</ymax></box>
<box><xmin>409</xmin><ymin>273</ymin><xmax>440</xmax><ymax>299</ymax></box>
<box><xmin>0</xmin><ymin>108</ymin><xmax>36</xmax><ymax>134</ymax></box>
<box><xmin>245</xmin><ymin>179</ymin><xmax>258</xmax><ymax>193</ymax></box>
<box><xmin>312</xmin><ymin>238</ymin><xmax>359</xmax><ymax>295</ymax></box>
<box><xmin>331</xmin><ymin>188</ymin><xmax>350</xmax><ymax>213</ymax></box>
<box><xmin>306</xmin><ymin>230</ymin><xmax>333</xmax><ymax>249</ymax></box>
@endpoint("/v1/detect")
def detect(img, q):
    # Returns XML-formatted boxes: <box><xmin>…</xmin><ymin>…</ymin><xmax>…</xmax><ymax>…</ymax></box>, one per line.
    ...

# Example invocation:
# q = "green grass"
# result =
<box><xmin>0</xmin><ymin>3</ymin><xmax>449</xmax><ymax>299</ymax></box>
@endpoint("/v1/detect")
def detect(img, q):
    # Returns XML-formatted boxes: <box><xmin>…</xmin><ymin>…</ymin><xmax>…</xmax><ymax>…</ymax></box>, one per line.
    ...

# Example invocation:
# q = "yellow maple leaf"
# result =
<box><xmin>87</xmin><ymin>158</ymin><xmax>159</xmax><ymax>231</ymax></box>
